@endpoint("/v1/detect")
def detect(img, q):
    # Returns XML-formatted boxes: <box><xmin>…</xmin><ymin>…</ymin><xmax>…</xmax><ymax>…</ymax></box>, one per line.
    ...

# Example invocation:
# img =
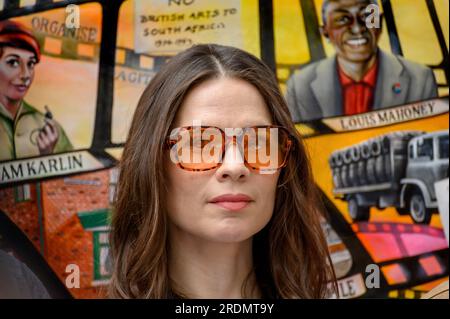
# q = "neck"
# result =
<box><xmin>0</xmin><ymin>96</ymin><xmax>22</xmax><ymax>119</ymax></box>
<box><xmin>168</xmin><ymin>225</ymin><xmax>260</xmax><ymax>299</ymax></box>
<box><xmin>337</xmin><ymin>53</ymin><xmax>378</xmax><ymax>82</ymax></box>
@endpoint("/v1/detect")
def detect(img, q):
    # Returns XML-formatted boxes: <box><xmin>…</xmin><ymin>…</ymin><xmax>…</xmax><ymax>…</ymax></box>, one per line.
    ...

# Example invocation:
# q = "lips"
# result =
<box><xmin>14</xmin><ymin>84</ymin><xmax>29</xmax><ymax>93</ymax></box>
<box><xmin>209</xmin><ymin>193</ymin><xmax>253</xmax><ymax>211</ymax></box>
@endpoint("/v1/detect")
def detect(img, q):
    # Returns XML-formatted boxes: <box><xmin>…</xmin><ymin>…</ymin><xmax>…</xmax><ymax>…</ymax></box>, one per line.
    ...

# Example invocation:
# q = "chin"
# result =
<box><xmin>342</xmin><ymin>52</ymin><xmax>375</xmax><ymax>64</ymax></box>
<box><xmin>8</xmin><ymin>92</ymin><xmax>26</xmax><ymax>101</ymax></box>
<box><xmin>206</xmin><ymin>224</ymin><xmax>255</xmax><ymax>243</ymax></box>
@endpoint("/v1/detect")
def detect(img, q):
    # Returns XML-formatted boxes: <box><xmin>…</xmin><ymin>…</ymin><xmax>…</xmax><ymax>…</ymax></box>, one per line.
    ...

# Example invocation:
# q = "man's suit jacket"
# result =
<box><xmin>285</xmin><ymin>49</ymin><xmax>438</xmax><ymax>122</ymax></box>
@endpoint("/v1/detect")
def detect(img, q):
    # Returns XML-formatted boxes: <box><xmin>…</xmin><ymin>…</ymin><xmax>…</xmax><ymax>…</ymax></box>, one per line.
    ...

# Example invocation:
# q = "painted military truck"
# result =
<box><xmin>329</xmin><ymin>130</ymin><xmax>449</xmax><ymax>224</ymax></box>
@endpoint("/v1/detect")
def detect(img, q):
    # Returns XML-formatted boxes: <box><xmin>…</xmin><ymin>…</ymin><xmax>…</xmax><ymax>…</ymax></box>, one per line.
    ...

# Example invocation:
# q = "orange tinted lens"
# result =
<box><xmin>243</xmin><ymin>127</ymin><xmax>291</xmax><ymax>171</ymax></box>
<box><xmin>174</xmin><ymin>127</ymin><xmax>223</xmax><ymax>171</ymax></box>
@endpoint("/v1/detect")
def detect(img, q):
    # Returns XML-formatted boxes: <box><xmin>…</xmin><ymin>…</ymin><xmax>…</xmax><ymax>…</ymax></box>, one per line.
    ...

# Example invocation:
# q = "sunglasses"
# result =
<box><xmin>165</xmin><ymin>125</ymin><xmax>294</xmax><ymax>174</ymax></box>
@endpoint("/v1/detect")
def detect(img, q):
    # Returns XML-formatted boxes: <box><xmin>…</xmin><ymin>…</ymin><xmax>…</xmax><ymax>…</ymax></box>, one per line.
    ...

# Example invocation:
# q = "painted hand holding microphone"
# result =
<box><xmin>30</xmin><ymin>105</ymin><xmax>60</xmax><ymax>155</ymax></box>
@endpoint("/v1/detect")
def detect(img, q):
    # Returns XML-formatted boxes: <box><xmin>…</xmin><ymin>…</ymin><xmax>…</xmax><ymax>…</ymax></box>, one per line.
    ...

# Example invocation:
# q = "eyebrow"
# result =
<box><xmin>4</xmin><ymin>54</ymin><xmax>21</xmax><ymax>59</ymax></box>
<box><xmin>5</xmin><ymin>54</ymin><xmax>36</xmax><ymax>61</ymax></box>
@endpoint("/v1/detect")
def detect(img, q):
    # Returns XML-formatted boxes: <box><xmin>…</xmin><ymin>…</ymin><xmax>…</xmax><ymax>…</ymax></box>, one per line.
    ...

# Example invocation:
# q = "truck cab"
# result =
<box><xmin>400</xmin><ymin>130</ymin><xmax>449</xmax><ymax>224</ymax></box>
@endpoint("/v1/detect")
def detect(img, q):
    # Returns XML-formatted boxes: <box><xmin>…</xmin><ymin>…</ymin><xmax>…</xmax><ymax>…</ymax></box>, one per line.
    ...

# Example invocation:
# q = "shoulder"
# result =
<box><xmin>22</xmin><ymin>101</ymin><xmax>42</xmax><ymax>114</ymax></box>
<box><xmin>0</xmin><ymin>250</ymin><xmax>50</xmax><ymax>299</ymax></box>
<box><xmin>290</xmin><ymin>58</ymin><xmax>331</xmax><ymax>82</ymax></box>
<box><xmin>381</xmin><ymin>51</ymin><xmax>433</xmax><ymax>78</ymax></box>
<box><xmin>0</xmin><ymin>249</ymin><xmax>19</xmax><ymax>270</ymax></box>
<box><xmin>287</xmin><ymin>56</ymin><xmax>334</xmax><ymax>90</ymax></box>
<box><xmin>20</xmin><ymin>101</ymin><xmax>46</xmax><ymax>121</ymax></box>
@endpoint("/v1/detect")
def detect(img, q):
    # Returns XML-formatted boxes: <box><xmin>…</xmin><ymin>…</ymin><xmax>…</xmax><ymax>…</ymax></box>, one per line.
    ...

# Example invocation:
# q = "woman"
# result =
<box><xmin>109</xmin><ymin>44</ymin><xmax>337</xmax><ymax>298</ymax></box>
<box><xmin>0</xmin><ymin>20</ymin><xmax>72</xmax><ymax>161</ymax></box>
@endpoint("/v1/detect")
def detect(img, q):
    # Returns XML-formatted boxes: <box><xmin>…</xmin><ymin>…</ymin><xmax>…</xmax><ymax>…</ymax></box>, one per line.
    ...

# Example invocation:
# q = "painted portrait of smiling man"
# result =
<box><xmin>286</xmin><ymin>0</ymin><xmax>439</xmax><ymax>122</ymax></box>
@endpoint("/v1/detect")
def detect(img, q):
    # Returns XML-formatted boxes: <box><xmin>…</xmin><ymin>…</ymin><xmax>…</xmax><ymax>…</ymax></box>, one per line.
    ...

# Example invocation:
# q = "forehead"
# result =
<box><xmin>174</xmin><ymin>77</ymin><xmax>273</xmax><ymax>128</ymax></box>
<box><xmin>326</xmin><ymin>0</ymin><xmax>372</xmax><ymax>15</ymax></box>
<box><xmin>1</xmin><ymin>46</ymin><xmax>36</xmax><ymax>59</ymax></box>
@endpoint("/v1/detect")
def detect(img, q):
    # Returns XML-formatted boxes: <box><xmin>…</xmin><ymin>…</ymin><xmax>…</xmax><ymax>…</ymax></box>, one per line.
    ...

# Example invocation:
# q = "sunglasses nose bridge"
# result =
<box><xmin>221</xmin><ymin>134</ymin><xmax>247</xmax><ymax>166</ymax></box>
<box><xmin>223</xmin><ymin>132</ymin><xmax>245</xmax><ymax>151</ymax></box>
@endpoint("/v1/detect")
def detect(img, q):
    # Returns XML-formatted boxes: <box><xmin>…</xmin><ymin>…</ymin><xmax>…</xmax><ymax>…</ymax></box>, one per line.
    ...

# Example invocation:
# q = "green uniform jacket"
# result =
<box><xmin>0</xmin><ymin>101</ymin><xmax>73</xmax><ymax>161</ymax></box>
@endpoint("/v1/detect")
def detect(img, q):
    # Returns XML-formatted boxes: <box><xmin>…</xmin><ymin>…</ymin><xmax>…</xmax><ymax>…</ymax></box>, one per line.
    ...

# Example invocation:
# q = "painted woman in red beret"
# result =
<box><xmin>0</xmin><ymin>20</ymin><xmax>72</xmax><ymax>161</ymax></box>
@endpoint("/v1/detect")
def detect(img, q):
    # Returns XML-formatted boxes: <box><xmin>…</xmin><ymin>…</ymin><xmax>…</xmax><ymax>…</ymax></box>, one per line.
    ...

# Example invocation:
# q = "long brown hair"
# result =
<box><xmin>109</xmin><ymin>44</ymin><xmax>337</xmax><ymax>299</ymax></box>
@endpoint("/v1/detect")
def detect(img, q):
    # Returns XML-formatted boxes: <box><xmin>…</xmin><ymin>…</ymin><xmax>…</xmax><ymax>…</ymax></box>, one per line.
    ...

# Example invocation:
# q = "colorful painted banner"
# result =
<box><xmin>0</xmin><ymin>0</ymin><xmax>448</xmax><ymax>299</ymax></box>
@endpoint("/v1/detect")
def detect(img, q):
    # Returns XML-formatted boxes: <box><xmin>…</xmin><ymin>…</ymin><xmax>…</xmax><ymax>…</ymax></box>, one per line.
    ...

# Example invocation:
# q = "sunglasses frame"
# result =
<box><xmin>165</xmin><ymin>125</ymin><xmax>294</xmax><ymax>173</ymax></box>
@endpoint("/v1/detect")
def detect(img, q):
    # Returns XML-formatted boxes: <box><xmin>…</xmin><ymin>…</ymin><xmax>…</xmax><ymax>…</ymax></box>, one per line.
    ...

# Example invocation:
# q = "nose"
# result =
<box><xmin>19</xmin><ymin>63</ymin><xmax>32</xmax><ymax>82</ymax></box>
<box><xmin>215</xmin><ymin>140</ymin><xmax>250</xmax><ymax>182</ymax></box>
<box><xmin>351</xmin><ymin>14</ymin><xmax>367</xmax><ymax>34</ymax></box>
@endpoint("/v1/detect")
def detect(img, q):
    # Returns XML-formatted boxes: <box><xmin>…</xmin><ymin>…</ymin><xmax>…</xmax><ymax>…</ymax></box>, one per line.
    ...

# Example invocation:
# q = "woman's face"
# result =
<box><xmin>165</xmin><ymin>77</ymin><xmax>280</xmax><ymax>243</ymax></box>
<box><xmin>0</xmin><ymin>46</ymin><xmax>37</xmax><ymax>102</ymax></box>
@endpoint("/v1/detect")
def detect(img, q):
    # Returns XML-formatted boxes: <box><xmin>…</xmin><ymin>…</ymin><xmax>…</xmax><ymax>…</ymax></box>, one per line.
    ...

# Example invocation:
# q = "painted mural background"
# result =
<box><xmin>0</xmin><ymin>0</ymin><xmax>448</xmax><ymax>299</ymax></box>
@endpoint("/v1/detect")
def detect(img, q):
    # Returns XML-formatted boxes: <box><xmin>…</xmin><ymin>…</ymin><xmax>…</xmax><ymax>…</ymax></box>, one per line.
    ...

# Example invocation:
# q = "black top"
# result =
<box><xmin>0</xmin><ymin>249</ymin><xmax>50</xmax><ymax>299</ymax></box>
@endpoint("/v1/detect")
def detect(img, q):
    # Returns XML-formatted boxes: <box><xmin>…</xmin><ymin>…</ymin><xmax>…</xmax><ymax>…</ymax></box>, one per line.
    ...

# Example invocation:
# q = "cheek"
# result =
<box><xmin>330</xmin><ymin>28</ymin><xmax>345</xmax><ymax>43</ymax></box>
<box><xmin>165</xmin><ymin>164</ymin><xmax>205</xmax><ymax>220</ymax></box>
<box><xmin>370</xmin><ymin>29</ymin><xmax>381</xmax><ymax>44</ymax></box>
<box><xmin>0</xmin><ymin>67</ymin><xmax>12</xmax><ymax>86</ymax></box>
<box><xmin>253</xmin><ymin>173</ymin><xmax>279</xmax><ymax>219</ymax></box>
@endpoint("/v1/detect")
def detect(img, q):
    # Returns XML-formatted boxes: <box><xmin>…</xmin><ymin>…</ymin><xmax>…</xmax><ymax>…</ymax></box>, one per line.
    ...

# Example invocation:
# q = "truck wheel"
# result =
<box><xmin>409</xmin><ymin>192</ymin><xmax>432</xmax><ymax>224</ymax></box>
<box><xmin>348</xmin><ymin>197</ymin><xmax>370</xmax><ymax>222</ymax></box>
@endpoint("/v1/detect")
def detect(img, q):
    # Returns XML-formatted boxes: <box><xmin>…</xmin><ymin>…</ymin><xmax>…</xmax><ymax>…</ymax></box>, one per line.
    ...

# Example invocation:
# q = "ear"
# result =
<box><xmin>320</xmin><ymin>25</ymin><xmax>329</xmax><ymax>39</ymax></box>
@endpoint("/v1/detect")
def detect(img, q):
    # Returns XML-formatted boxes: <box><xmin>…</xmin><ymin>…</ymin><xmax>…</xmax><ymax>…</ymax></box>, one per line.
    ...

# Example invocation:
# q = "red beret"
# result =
<box><xmin>0</xmin><ymin>20</ymin><xmax>41</xmax><ymax>62</ymax></box>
